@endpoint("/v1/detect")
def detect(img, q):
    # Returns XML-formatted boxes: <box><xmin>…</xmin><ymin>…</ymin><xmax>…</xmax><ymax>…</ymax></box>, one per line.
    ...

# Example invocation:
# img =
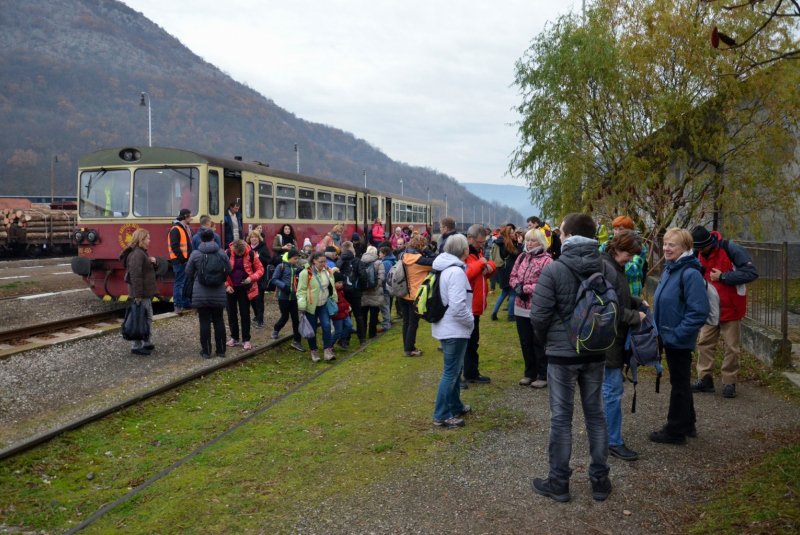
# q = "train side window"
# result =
<box><xmin>347</xmin><ymin>195</ymin><xmax>356</xmax><ymax>220</ymax></box>
<box><xmin>276</xmin><ymin>184</ymin><xmax>296</xmax><ymax>219</ymax></box>
<box><xmin>208</xmin><ymin>171</ymin><xmax>220</xmax><ymax>216</ymax></box>
<box><xmin>79</xmin><ymin>169</ymin><xmax>131</xmax><ymax>218</ymax></box>
<box><xmin>334</xmin><ymin>193</ymin><xmax>346</xmax><ymax>221</ymax></box>
<box><xmin>298</xmin><ymin>187</ymin><xmax>315</xmax><ymax>220</ymax></box>
<box><xmin>370</xmin><ymin>197</ymin><xmax>379</xmax><ymax>221</ymax></box>
<box><xmin>405</xmin><ymin>203</ymin><xmax>412</xmax><ymax>223</ymax></box>
<box><xmin>245</xmin><ymin>182</ymin><xmax>255</xmax><ymax>218</ymax></box>
<box><xmin>259</xmin><ymin>181</ymin><xmax>273</xmax><ymax>219</ymax></box>
<box><xmin>358</xmin><ymin>198</ymin><xmax>363</xmax><ymax>222</ymax></box>
<box><xmin>317</xmin><ymin>190</ymin><xmax>332</xmax><ymax>220</ymax></box>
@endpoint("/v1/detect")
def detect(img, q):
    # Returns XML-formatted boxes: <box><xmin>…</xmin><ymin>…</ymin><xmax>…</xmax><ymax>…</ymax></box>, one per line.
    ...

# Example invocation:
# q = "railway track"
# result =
<box><xmin>0</xmin><ymin>309</ymin><xmax>125</xmax><ymax>352</ymax></box>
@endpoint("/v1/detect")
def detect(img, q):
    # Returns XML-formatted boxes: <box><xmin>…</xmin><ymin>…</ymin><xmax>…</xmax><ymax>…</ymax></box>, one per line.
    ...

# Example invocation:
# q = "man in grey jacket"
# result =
<box><xmin>529</xmin><ymin>213</ymin><xmax>625</xmax><ymax>504</ymax></box>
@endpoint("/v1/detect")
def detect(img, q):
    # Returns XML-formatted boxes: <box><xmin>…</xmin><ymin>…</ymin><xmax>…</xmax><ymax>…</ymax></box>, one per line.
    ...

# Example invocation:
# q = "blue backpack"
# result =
<box><xmin>625</xmin><ymin>304</ymin><xmax>663</xmax><ymax>413</ymax></box>
<box><xmin>562</xmin><ymin>269</ymin><xmax>619</xmax><ymax>353</ymax></box>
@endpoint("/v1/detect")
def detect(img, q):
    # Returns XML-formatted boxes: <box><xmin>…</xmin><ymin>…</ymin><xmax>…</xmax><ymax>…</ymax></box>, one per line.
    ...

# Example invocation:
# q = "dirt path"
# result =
<box><xmin>292</xmin><ymin>375</ymin><xmax>800</xmax><ymax>534</ymax></box>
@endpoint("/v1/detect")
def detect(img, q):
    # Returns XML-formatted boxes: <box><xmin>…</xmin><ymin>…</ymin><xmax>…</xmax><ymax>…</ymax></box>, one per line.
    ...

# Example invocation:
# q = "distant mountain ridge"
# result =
<box><xmin>0</xmin><ymin>0</ymin><xmax>522</xmax><ymax>225</ymax></box>
<box><xmin>460</xmin><ymin>183</ymin><xmax>540</xmax><ymax>224</ymax></box>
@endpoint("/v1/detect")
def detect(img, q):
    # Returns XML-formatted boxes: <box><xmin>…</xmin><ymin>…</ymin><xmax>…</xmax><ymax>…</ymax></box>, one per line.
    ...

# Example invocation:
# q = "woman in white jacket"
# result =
<box><xmin>431</xmin><ymin>233</ymin><xmax>474</xmax><ymax>428</ymax></box>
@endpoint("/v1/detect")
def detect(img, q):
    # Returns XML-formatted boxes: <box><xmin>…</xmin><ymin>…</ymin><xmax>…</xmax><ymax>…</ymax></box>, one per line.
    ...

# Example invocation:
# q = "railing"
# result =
<box><xmin>740</xmin><ymin>241</ymin><xmax>795</xmax><ymax>367</ymax></box>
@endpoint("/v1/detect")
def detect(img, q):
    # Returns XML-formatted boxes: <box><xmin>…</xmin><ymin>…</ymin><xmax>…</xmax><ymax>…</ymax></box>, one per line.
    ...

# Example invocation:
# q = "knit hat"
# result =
<box><xmin>303</xmin><ymin>238</ymin><xmax>312</xmax><ymax>247</ymax></box>
<box><xmin>325</xmin><ymin>245</ymin><xmax>338</xmax><ymax>253</ymax></box>
<box><xmin>333</xmin><ymin>271</ymin><xmax>344</xmax><ymax>283</ymax></box>
<box><xmin>691</xmin><ymin>226</ymin><xmax>714</xmax><ymax>248</ymax></box>
<box><xmin>286</xmin><ymin>249</ymin><xmax>301</xmax><ymax>259</ymax></box>
<box><xmin>177</xmin><ymin>208</ymin><xmax>192</xmax><ymax>220</ymax></box>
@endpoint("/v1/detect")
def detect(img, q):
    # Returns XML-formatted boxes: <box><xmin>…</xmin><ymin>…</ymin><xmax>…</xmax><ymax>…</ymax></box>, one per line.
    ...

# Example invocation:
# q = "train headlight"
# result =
<box><xmin>119</xmin><ymin>148</ymin><xmax>142</xmax><ymax>162</ymax></box>
<box><xmin>73</xmin><ymin>230</ymin><xmax>86</xmax><ymax>244</ymax></box>
<box><xmin>86</xmin><ymin>229</ymin><xmax>99</xmax><ymax>244</ymax></box>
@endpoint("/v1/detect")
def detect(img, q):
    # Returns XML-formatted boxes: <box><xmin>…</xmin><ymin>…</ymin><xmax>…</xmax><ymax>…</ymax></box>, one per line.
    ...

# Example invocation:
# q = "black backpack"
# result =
<box><xmin>198</xmin><ymin>252</ymin><xmax>227</xmax><ymax>287</ymax></box>
<box><xmin>342</xmin><ymin>259</ymin><xmax>360</xmax><ymax>291</ymax></box>
<box><xmin>365</xmin><ymin>261</ymin><xmax>378</xmax><ymax>290</ymax></box>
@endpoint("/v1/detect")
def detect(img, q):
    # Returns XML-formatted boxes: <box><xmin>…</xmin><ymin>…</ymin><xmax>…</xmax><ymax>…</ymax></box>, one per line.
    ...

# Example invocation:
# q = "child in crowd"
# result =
<box><xmin>331</xmin><ymin>271</ymin><xmax>353</xmax><ymax>350</ymax></box>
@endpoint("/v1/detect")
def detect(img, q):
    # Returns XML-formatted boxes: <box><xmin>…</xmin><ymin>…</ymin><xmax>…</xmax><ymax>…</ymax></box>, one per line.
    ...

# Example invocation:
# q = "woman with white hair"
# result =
<box><xmin>390</xmin><ymin>227</ymin><xmax>407</xmax><ymax>249</ymax></box>
<box><xmin>509</xmin><ymin>228</ymin><xmax>552</xmax><ymax>387</ymax></box>
<box><xmin>430</xmin><ymin>233</ymin><xmax>474</xmax><ymax>428</ymax></box>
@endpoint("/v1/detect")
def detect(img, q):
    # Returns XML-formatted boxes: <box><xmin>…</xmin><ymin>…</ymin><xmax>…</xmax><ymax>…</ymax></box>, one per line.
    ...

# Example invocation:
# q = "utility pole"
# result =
<box><xmin>50</xmin><ymin>155</ymin><xmax>58</xmax><ymax>203</ymax></box>
<box><xmin>139</xmin><ymin>92</ymin><xmax>152</xmax><ymax>147</ymax></box>
<box><xmin>481</xmin><ymin>205</ymin><xmax>484</xmax><ymax>225</ymax></box>
<box><xmin>445</xmin><ymin>194</ymin><xmax>448</xmax><ymax>217</ymax></box>
<box><xmin>461</xmin><ymin>200</ymin><xmax>463</xmax><ymax>228</ymax></box>
<box><xmin>400</xmin><ymin>179</ymin><xmax>403</xmax><ymax>196</ymax></box>
<box><xmin>363</xmin><ymin>169</ymin><xmax>367</xmax><ymax>188</ymax></box>
<box><xmin>427</xmin><ymin>187</ymin><xmax>430</xmax><ymax>202</ymax></box>
<box><xmin>294</xmin><ymin>143</ymin><xmax>299</xmax><ymax>174</ymax></box>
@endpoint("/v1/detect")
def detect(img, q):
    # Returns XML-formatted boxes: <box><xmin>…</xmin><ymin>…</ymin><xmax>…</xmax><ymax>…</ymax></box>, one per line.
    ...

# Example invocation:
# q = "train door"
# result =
<box><xmin>222</xmin><ymin>168</ymin><xmax>242</xmax><ymax>245</ymax></box>
<box><xmin>356</xmin><ymin>192</ymin><xmax>365</xmax><ymax>235</ymax></box>
<box><xmin>385</xmin><ymin>197</ymin><xmax>393</xmax><ymax>233</ymax></box>
<box><xmin>242</xmin><ymin>173</ymin><xmax>257</xmax><ymax>235</ymax></box>
<box><xmin>207</xmin><ymin>167</ymin><xmax>223</xmax><ymax>226</ymax></box>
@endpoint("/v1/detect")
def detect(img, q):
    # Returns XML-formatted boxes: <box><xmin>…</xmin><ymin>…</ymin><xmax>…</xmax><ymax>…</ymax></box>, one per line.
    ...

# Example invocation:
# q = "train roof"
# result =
<box><xmin>79</xmin><ymin>147</ymin><xmax>429</xmax><ymax>205</ymax></box>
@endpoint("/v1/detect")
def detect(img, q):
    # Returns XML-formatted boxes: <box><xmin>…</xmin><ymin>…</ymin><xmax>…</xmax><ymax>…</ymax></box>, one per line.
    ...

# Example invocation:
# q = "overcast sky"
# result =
<box><xmin>123</xmin><ymin>0</ymin><xmax>573</xmax><ymax>186</ymax></box>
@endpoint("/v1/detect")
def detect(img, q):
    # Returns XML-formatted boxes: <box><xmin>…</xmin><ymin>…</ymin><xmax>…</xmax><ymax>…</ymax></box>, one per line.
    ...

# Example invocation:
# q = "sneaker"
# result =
<box><xmin>590</xmin><ymin>476</ymin><xmax>613</xmax><ymax>501</ymax></box>
<box><xmin>200</xmin><ymin>352</ymin><xmax>212</xmax><ymax>360</ymax></box>
<box><xmin>531</xmin><ymin>477</ymin><xmax>570</xmax><ymax>503</ymax></box>
<box><xmin>519</xmin><ymin>377</ymin><xmax>534</xmax><ymax>386</ymax></box>
<box><xmin>687</xmin><ymin>425</ymin><xmax>698</xmax><ymax>438</ymax></box>
<box><xmin>491</xmin><ymin>313</ymin><xmax>498</xmax><ymax>321</ymax></box>
<box><xmin>403</xmin><ymin>351</ymin><xmax>412</xmax><ymax>357</ymax></box>
<box><xmin>608</xmin><ymin>444</ymin><xmax>639</xmax><ymax>461</ymax></box>
<box><xmin>459</xmin><ymin>405</ymin><xmax>472</xmax><ymax>416</ymax></box>
<box><xmin>131</xmin><ymin>348</ymin><xmax>151</xmax><ymax>356</ymax></box>
<box><xmin>226</xmin><ymin>338</ymin><xmax>239</xmax><ymax>347</ymax></box>
<box><xmin>410</xmin><ymin>349</ymin><xmax>423</xmax><ymax>356</ymax></box>
<box><xmin>242</xmin><ymin>341</ymin><xmax>252</xmax><ymax>350</ymax></box>
<box><xmin>691</xmin><ymin>375</ymin><xmax>715</xmax><ymax>393</ymax></box>
<box><xmin>464</xmin><ymin>375</ymin><xmax>491</xmax><ymax>384</ymax></box>
<box><xmin>311</xmin><ymin>349</ymin><xmax>321</xmax><ymax>362</ymax></box>
<box><xmin>143</xmin><ymin>343</ymin><xmax>155</xmax><ymax>350</ymax></box>
<box><xmin>271</xmin><ymin>330</ymin><xmax>280</xmax><ymax>340</ymax></box>
<box><xmin>433</xmin><ymin>417</ymin><xmax>465</xmax><ymax>428</ymax></box>
<box><xmin>173</xmin><ymin>307</ymin><xmax>183</xmax><ymax>315</ymax></box>
<box><xmin>648</xmin><ymin>429</ymin><xmax>686</xmax><ymax>445</ymax></box>
<box><xmin>323</xmin><ymin>348</ymin><xmax>336</xmax><ymax>361</ymax></box>
<box><xmin>722</xmin><ymin>384</ymin><xmax>736</xmax><ymax>398</ymax></box>
<box><xmin>290</xmin><ymin>341</ymin><xmax>305</xmax><ymax>352</ymax></box>
<box><xmin>254</xmin><ymin>321</ymin><xmax>264</xmax><ymax>329</ymax></box>
<box><xmin>531</xmin><ymin>379</ymin><xmax>548</xmax><ymax>389</ymax></box>
<box><xmin>376</xmin><ymin>327</ymin><xmax>383</xmax><ymax>333</ymax></box>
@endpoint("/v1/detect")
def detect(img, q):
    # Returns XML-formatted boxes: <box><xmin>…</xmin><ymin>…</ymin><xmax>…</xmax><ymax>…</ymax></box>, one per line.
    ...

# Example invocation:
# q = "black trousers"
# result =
<box><xmin>366</xmin><ymin>306</ymin><xmax>381</xmax><ymax>338</ymax></box>
<box><xmin>517</xmin><ymin>316</ymin><xmax>548</xmax><ymax>380</ymax></box>
<box><xmin>198</xmin><ymin>306</ymin><xmax>226</xmax><ymax>355</ymax></box>
<box><xmin>250</xmin><ymin>286</ymin><xmax>265</xmax><ymax>323</ymax></box>
<box><xmin>274</xmin><ymin>298</ymin><xmax>301</xmax><ymax>343</ymax></box>
<box><xmin>394</xmin><ymin>295</ymin><xmax>402</xmax><ymax>317</ymax></box>
<box><xmin>226</xmin><ymin>286</ymin><xmax>251</xmax><ymax>342</ymax></box>
<box><xmin>664</xmin><ymin>347</ymin><xmax>697</xmax><ymax>436</ymax></box>
<box><xmin>345</xmin><ymin>291</ymin><xmax>366</xmax><ymax>342</ymax></box>
<box><xmin>398</xmin><ymin>298</ymin><xmax>419</xmax><ymax>352</ymax></box>
<box><xmin>463</xmin><ymin>315</ymin><xmax>482</xmax><ymax>379</ymax></box>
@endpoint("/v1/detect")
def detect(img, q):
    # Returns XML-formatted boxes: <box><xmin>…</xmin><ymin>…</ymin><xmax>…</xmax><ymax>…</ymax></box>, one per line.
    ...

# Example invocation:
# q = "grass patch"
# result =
<box><xmin>0</xmin><ymin>295</ymin><xmax>528</xmax><ymax>533</ymax></box>
<box><xmin>0</xmin><ymin>280</ymin><xmax>38</xmax><ymax>290</ymax></box>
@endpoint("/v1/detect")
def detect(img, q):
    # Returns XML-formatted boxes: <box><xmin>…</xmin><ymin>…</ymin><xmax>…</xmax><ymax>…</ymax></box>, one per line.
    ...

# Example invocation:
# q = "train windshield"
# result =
<box><xmin>132</xmin><ymin>167</ymin><xmax>199</xmax><ymax>218</ymax></box>
<box><xmin>79</xmin><ymin>169</ymin><xmax>131</xmax><ymax>218</ymax></box>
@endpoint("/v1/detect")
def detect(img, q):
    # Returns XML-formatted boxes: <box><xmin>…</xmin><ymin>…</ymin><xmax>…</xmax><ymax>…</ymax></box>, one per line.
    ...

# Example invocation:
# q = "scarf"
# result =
<box><xmin>229</xmin><ymin>210</ymin><xmax>239</xmax><ymax>241</ymax></box>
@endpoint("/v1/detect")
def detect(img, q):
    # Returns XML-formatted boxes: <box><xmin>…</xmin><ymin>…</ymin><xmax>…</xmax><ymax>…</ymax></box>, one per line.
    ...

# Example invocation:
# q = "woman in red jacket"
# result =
<box><xmin>224</xmin><ymin>239</ymin><xmax>264</xmax><ymax>351</ymax></box>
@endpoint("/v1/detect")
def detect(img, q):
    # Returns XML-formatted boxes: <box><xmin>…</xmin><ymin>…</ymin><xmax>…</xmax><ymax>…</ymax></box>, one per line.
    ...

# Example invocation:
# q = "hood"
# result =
<box><xmin>665</xmin><ymin>251</ymin><xmax>702</xmax><ymax>272</ymax></box>
<box><xmin>384</xmin><ymin>254</ymin><xmax>396</xmax><ymax>262</ymax></box>
<box><xmin>559</xmin><ymin>236</ymin><xmax>602</xmax><ymax>277</ymax></box>
<box><xmin>340</xmin><ymin>250</ymin><xmax>355</xmax><ymax>262</ymax></box>
<box><xmin>362</xmin><ymin>253</ymin><xmax>379</xmax><ymax>263</ymax></box>
<box><xmin>198</xmin><ymin>241</ymin><xmax>220</xmax><ymax>254</ymax></box>
<box><xmin>351</xmin><ymin>233</ymin><xmax>360</xmax><ymax>241</ymax></box>
<box><xmin>432</xmin><ymin>252</ymin><xmax>466</xmax><ymax>271</ymax></box>
<box><xmin>119</xmin><ymin>246</ymin><xmax>135</xmax><ymax>266</ymax></box>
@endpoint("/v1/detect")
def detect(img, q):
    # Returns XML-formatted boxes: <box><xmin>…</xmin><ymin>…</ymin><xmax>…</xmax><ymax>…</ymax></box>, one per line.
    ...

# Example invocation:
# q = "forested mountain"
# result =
<box><xmin>0</xmin><ymin>0</ymin><xmax>522</xmax><ymax>225</ymax></box>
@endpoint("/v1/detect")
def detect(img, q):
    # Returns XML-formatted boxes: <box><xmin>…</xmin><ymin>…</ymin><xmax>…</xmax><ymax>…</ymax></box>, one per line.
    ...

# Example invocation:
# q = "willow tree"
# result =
<box><xmin>509</xmin><ymin>0</ymin><xmax>800</xmax><ymax>264</ymax></box>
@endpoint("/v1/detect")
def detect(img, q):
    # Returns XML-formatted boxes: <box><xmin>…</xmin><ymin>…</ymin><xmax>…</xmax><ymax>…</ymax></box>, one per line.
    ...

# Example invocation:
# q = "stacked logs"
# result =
<box><xmin>1</xmin><ymin>207</ymin><xmax>77</xmax><ymax>241</ymax></box>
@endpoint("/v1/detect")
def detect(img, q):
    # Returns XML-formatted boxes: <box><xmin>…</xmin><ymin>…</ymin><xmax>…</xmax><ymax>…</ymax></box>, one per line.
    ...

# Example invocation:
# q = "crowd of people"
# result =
<box><xmin>120</xmin><ymin>203</ymin><xmax>759</xmax><ymax>503</ymax></box>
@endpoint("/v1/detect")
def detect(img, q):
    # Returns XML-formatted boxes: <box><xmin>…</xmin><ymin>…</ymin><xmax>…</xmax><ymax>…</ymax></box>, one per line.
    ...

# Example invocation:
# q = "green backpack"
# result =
<box><xmin>413</xmin><ymin>268</ymin><xmax>451</xmax><ymax>323</ymax></box>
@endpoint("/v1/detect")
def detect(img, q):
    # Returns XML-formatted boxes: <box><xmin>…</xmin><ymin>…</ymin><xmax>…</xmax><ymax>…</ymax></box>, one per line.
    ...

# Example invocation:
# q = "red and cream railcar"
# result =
<box><xmin>70</xmin><ymin>147</ymin><xmax>432</xmax><ymax>301</ymax></box>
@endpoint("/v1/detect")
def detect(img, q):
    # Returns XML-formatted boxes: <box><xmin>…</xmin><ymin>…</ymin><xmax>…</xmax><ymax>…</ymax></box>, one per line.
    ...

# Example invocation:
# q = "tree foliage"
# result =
<box><xmin>509</xmin><ymin>0</ymin><xmax>800</xmax><ymax>263</ymax></box>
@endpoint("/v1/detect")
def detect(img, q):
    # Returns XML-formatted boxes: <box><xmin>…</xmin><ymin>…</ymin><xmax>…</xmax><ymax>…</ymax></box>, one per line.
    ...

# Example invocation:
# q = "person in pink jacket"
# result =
<box><xmin>224</xmin><ymin>239</ymin><xmax>264</xmax><ymax>351</ymax></box>
<box><xmin>389</xmin><ymin>226</ymin><xmax>407</xmax><ymax>249</ymax></box>
<box><xmin>370</xmin><ymin>218</ymin><xmax>385</xmax><ymax>247</ymax></box>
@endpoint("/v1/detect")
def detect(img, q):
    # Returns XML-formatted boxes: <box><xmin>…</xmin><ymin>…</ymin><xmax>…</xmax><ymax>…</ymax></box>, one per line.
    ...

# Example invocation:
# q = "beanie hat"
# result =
<box><xmin>325</xmin><ymin>246</ymin><xmax>338</xmax><ymax>253</ymax></box>
<box><xmin>691</xmin><ymin>226</ymin><xmax>713</xmax><ymax>249</ymax></box>
<box><xmin>177</xmin><ymin>208</ymin><xmax>191</xmax><ymax>220</ymax></box>
<box><xmin>333</xmin><ymin>271</ymin><xmax>344</xmax><ymax>283</ymax></box>
<box><xmin>287</xmin><ymin>249</ymin><xmax>301</xmax><ymax>259</ymax></box>
<box><xmin>303</xmin><ymin>238</ymin><xmax>312</xmax><ymax>247</ymax></box>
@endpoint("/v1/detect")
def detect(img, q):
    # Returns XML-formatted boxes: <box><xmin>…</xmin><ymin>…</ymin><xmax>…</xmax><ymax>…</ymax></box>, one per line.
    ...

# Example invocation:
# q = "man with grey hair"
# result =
<box><xmin>462</xmin><ymin>224</ymin><xmax>497</xmax><ymax>385</ymax></box>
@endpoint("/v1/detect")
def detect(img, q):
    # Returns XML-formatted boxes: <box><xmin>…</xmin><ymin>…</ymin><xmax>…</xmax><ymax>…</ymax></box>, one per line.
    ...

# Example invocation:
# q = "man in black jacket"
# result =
<box><xmin>337</xmin><ymin>241</ymin><xmax>369</xmax><ymax>346</ymax></box>
<box><xmin>529</xmin><ymin>213</ymin><xmax>625</xmax><ymax>504</ymax></box>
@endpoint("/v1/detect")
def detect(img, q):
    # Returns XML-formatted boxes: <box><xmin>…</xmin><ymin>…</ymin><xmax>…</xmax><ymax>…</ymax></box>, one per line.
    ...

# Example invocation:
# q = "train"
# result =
<box><xmin>69</xmin><ymin>147</ymin><xmax>433</xmax><ymax>301</ymax></box>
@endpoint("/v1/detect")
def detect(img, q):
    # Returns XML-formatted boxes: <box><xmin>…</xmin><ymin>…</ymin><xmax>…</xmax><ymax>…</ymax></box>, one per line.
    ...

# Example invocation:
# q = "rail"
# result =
<box><xmin>0</xmin><ymin>310</ymin><xmax>125</xmax><ymax>344</ymax></box>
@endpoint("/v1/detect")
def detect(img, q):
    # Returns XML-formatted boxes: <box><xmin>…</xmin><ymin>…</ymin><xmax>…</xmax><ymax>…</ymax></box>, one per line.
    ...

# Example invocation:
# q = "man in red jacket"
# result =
<box><xmin>690</xmin><ymin>227</ymin><xmax>759</xmax><ymax>399</ymax></box>
<box><xmin>462</xmin><ymin>224</ymin><xmax>497</xmax><ymax>385</ymax></box>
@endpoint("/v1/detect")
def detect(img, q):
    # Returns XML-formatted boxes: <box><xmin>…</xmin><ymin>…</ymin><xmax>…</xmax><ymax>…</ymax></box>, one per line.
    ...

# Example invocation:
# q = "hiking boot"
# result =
<box><xmin>531</xmin><ymin>379</ymin><xmax>548</xmax><ymax>389</ymax></box>
<box><xmin>271</xmin><ymin>330</ymin><xmax>280</xmax><ymax>340</ymax></box>
<box><xmin>433</xmin><ymin>417</ymin><xmax>465</xmax><ymax>428</ymax></box>
<box><xmin>200</xmin><ymin>352</ymin><xmax>212</xmax><ymax>360</ymax></box>
<box><xmin>609</xmin><ymin>444</ymin><xmax>639</xmax><ymax>461</ymax></box>
<box><xmin>131</xmin><ymin>348</ymin><xmax>151</xmax><ymax>356</ymax></box>
<box><xmin>410</xmin><ymin>349</ymin><xmax>423</xmax><ymax>356</ymax></box>
<box><xmin>648</xmin><ymin>429</ymin><xmax>686</xmax><ymax>445</ymax></box>
<box><xmin>519</xmin><ymin>377</ymin><xmax>534</xmax><ymax>386</ymax></box>
<box><xmin>242</xmin><ymin>341</ymin><xmax>252</xmax><ymax>350</ymax></box>
<box><xmin>324</xmin><ymin>348</ymin><xmax>336</xmax><ymax>361</ymax></box>
<box><xmin>143</xmin><ymin>343</ymin><xmax>155</xmax><ymax>350</ymax></box>
<box><xmin>691</xmin><ymin>375</ymin><xmax>715</xmax><ymax>393</ymax></box>
<box><xmin>403</xmin><ymin>351</ymin><xmax>413</xmax><ymax>357</ymax></box>
<box><xmin>722</xmin><ymin>384</ymin><xmax>736</xmax><ymax>398</ymax></box>
<box><xmin>531</xmin><ymin>477</ymin><xmax>570</xmax><ymax>503</ymax></box>
<box><xmin>591</xmin><ymin>476</ymin><xmax>613</xmax><ymax>501</ymax></box>
<box><xmin>465</xmin><ymin>375</ymin><xmax>491</xmax><ymax>384</ymax></box>
<box><xmin>254</xmin><ymin>321</ymin><xmax>264</xmax><ymax>329</ymax></box>
<box><xmin>310</xmin><ymin>349</ymin><xmax>321</xmax><ymax>362</ymax></box>
<box><xmin>687</xmin><ymin>425</ymin><xmax>698</xmax><ymax>438</ymax></box>
<box><xmin>459</xmin><ymin>405</ymin><xmax>472</xmax><ymax>416</ymax></box>
<box><xmin>491</xmin><ymin>313</ymin><xmax>498</xmax><ymax>321</ymax></box>
<box><xmin>290</xmin><ymin>341</ymin><xmax>305</xmax><ymax>352</ymax></box>
<box><xmin>226</xmin><ymin>338</ymin><xmax>239</xmax><ymax>347</ymax></box>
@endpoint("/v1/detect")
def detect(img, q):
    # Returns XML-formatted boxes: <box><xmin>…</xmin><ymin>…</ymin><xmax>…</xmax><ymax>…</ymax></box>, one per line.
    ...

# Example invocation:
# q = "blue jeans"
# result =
<box><xmin>547</xmin><ymin>361</ymin><xmax>609</xmax><ymax>481</ymax></box>
<box><xmin>433</xmin><ymin>338</ymin><xmax>469</xmax><ymax>420</ymax></box>
<box><xmin>380</xmin><ymin>294</ymin><xmax>392</xmax><ymax>330</ymax></box>
<box><xmin>172</xmin><ymin>262</ymin><xmax>190</xmax><ymax>309</ymax></box>
<box><xmin>492</xmin><ymin>287</ymin><xmax>516</xmax><ymax>317</ymax></box>
<box><xmin>304</xmin><ymin>306</ymin><xmax>332</xmax><ymax>351</ymax></box>
<box><xmin>603</xmin><ymin>367</ymin><xmax>624</xmax><ymax>447</ymax></box>
<box><xmin>332</xmin><ymin>316</ymin><xmax>353</xmax><ymax>346</ymax></box>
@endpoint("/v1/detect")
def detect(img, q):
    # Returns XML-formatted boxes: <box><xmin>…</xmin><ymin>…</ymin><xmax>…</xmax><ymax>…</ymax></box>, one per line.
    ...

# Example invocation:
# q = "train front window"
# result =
<box><xmin>79</xmin><ymin>169</ymin><xmax>131</xmax><ymax>218</ymax></box>
<box><xmin>132</xmin><ymin>167</ymin><xmax>199</xmax><ymax>218</ymax></box>
<box><xmin>298</xmin><ymin>188</ymin><xmax>315</xmax><ymax>220</ymax></box>
<box><xmin>276</xmin><ymin>184</ymin><xmax>295</xmax><ymax>219</ymax></box>
<box><xmin>317</xmin><ymin>190</ymin><xmax>332</xmax><ymax>220</ymax></box>
<box><xmin>334</xmin><ymin>194</ymin><xmax>346</xmax><ymax>221</ymax></box>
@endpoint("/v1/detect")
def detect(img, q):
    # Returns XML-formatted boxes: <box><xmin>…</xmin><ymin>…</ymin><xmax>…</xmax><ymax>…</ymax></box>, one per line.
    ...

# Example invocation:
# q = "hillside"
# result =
<box><xmin>0</xmin><ymin>0</ymin><xmax>522</xmax><ymax>225</ymax></box>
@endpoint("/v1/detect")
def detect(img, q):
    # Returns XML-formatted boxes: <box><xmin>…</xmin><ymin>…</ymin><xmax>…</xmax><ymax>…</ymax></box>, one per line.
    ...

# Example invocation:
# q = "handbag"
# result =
<box><xmin>326</xmin><ymin>297</ymin><xmax>338</xmax><ymax>316</ymax></box>
<box><xmin>121</xmin><ymin>301</ymin><xmax>150</xmax><ymax>341</ymax></box>
<box><xmin>299</xmin><ymin>314</ymin><xmax>316</xmax><ymax>339</ymax></box>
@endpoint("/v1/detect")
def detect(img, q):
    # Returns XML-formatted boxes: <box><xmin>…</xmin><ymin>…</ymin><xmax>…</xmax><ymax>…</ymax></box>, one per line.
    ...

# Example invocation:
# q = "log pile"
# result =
<box><xmin>1</xmin><ymin>207</ymin><xmax>77</xmax><ymax>241</ymax></box>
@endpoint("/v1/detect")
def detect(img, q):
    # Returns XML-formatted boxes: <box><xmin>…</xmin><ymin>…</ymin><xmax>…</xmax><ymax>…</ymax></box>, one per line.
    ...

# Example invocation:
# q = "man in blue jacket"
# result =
<box><xmin>191</xmin><ymin>215</ymin><xmax>222</xmax><ymax>251</ymax></box>
<box><xmin>223</xmin><ymin>202</ymin><xmax>243</xmax><ymax>249</ymax></box>
<box><xmin>529</xmin><ymin>213</ymin><xmax>625</xmax><ymax>504</ymax></box>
